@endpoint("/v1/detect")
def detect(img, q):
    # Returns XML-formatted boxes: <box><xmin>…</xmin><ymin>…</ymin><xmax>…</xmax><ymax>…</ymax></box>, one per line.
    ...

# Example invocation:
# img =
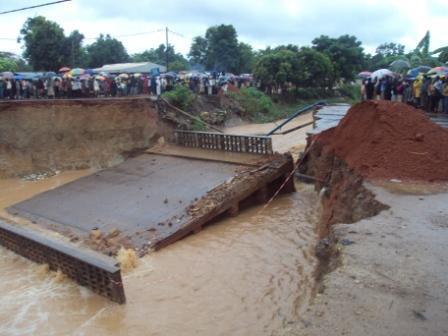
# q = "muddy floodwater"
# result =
<box><xmin>0</xmin><ymin>170</ymin><xmax>319</xmax><ymax>336</ymax></box>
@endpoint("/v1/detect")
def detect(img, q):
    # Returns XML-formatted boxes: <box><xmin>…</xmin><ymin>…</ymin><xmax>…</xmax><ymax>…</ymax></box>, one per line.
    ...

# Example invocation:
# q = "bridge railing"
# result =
<box><xmin>174</xmin><ymin>130</ymin><xmax>273</xmax><ymax>155</ymax></box>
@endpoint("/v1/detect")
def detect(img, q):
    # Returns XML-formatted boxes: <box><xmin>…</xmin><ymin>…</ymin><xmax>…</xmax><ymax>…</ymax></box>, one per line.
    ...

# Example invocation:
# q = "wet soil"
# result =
<box><xmin>293</xmin><ymin>185</ymin><xmax>448</xmax><ymax>336</ymax></box>
<box><xmin>0</xmin><ymin>97</ymin><xmax>170</xmax><ymax>178</ymax></box>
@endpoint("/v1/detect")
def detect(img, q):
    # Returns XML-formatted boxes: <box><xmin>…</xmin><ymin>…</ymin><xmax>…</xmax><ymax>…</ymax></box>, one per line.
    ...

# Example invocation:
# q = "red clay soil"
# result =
<box><xmin>314</xmin><ymin>100</ymin><xmax>448</xmax><ymax>182</ymax></box>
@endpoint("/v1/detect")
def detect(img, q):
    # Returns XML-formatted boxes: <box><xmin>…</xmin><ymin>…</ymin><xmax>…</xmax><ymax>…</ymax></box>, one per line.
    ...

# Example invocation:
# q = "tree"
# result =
<box><xmin>19</xmin><ymin>16</ymin><xmax>66</xmax><ymax>71</ymax></box>
<box><xmin>365</xmin><ymin>42</ymin><xmax>406</xmax><ymax>71</ymax></box>
<box><xmin>375</xmin><ymin>42</ymin><xmax>405</xmax><ymax>57</ymax></box>
<box><xmin>253</xmin><ymin>49</ymin><xmax>300</xmax><ymax>89</ymax></box>
<box><xmin>86</xmin><ymin>34</ymin><xmax>129</xmax><ymax>68</ymax></box>
<box><xmin>432</xmin><ymin>46</ymin><xmax>448</xmax><ymax>64</ymax></box>
<box><xmin>188</xmin><ymin>24</ymin><xmax>245</xmax><ymax>73</ymax></box>
<box><xmin>296</xmin><ymin>47</ymin><xmax>334</xmax><ymax>88</ymax></box>
<box><xmin>407</xmin><ymin>31</ymin><xmax>440</xmax><ymax>67</ymax></box>
<box><xmin>205</xmin><ymin>24</ymin><xmax>240</xmax><ymax>72</ymax></box>
<box><xmin>188</xmin><ymin>36</ymin><xmax>208</xmax><ymax>66</ymax></box>
<box><xmin>62</xmin><ymin>30</ymin><xmax>87</xmax><ymax>67</ymax></box>
<box><xmin>237</xmin><ymin>42</ymin><xmax>255</xmax><ymax>73</ymax></box>
<box><xmin>312</xmin><ymin>35</ymin><xmax>365</xmax><ymax>82</ymax></box>
<box><xmin>0</xmin><ymin>57</ymin><xmax>18</xmax><ymax>72</ymax></box>
<box><xmin>0</xmin><ymin>52</ymin><xmax>31</xmax><ymax>72</ymax></box>
<box><xmin>132</xmin><ymin>44</ymin><xmax>189</xmax><ymax>71</ymax></box>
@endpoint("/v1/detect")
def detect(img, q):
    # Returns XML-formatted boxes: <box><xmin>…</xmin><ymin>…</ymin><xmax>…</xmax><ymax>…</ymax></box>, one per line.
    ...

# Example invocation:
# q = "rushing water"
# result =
<box><xmin>0</xmin><ymin>171</ymin><xmax>318</xmax><ymax>336</ymax></box>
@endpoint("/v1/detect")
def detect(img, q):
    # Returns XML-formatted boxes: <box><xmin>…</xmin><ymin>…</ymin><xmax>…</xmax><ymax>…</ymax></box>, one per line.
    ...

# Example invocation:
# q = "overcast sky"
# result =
<box><xmin>1</xmin><ymin>0</ymin><xmax>447</xmax><ymax>58</ymax></box>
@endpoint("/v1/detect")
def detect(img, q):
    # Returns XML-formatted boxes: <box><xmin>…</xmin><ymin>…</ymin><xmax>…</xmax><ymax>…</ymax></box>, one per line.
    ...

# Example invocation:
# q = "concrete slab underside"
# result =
<box><xmin>8</xmin><ymin>154</ymin><xmax>242</xmax><ymax>249</ymax></box>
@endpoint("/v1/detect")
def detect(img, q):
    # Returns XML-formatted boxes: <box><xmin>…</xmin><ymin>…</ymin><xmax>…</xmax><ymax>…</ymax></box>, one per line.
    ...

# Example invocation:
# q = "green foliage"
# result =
<box><xmin>432</xmin><ymin>46</ymin><xmax>448</xmax><ymax>64</ymax></box>
<box><xmin>312</xmin><ymin>34</ymin><xmax>364</xmax><ymax>83</ymax></box>
<box><xmin>63</xmin><ymin>30</ymin><xmax>87</xmax><ymax>67</ymax></box>
<box><xmin>337</xmin><ymin>83</ymin><xmax>361</xmax><ymax>101</ymax></box>
<box><xmin>253</xmin><ymin>49</ymin><xmax>300</xmax><ymax>87</ymax></box>
<box><xmin>376</xmin><ymin>42</ymin><xmax>405</xmax><ymax>57</ymax></box>
<box><xmin>188</xmin><ymin>36</ymin><xmax>208</xmax><ymax>66</ymax></box>
<box><xmin>0</xmin><ymin>57</ymin><xmax>18</xmax><ymax>72</ymax></box>
<box><xmin>19</xmin><ymin>16</ymin><xmax>67</xmax><ymax>71</ymax></box>
<box><xmin>86</xmin><ymin>34</ymin><xmax>129</xmax><ymax>68</ymax></box>
<box><xmin>230</xmin><ymin>87</ymin><xmax>274</xmax><ymax>120</ymax></box>
<box><xmin>162</xmin><ymin>85</ymin><xmax>195</xmax><ymax>110</ymax></box>
<box><xmin>294</xmin><ymin>87</ymin><xmax>330</xmax><ymax>100</ymax></box>
<box><xmin>205</xmin><ymin>24</ymin><xmax>240</xmax><ymax>72</ymax></box>
<box><xmin>192</xmin><ymin>119</ymin><xmax>206</xmax><ymax>131</ymax></box>
<box><xmin>253</xmin><ymin>47</ymin><xmax>335</xmax><ymax>89</ymax></box>
<box><xmin>188</xmin><ymin>24</ymin><xmax>255</xmax><ymax>73</ymax></box>
<box><xmin>238</xmin><ymin>42</ymin><xmax>254</xmax><ymax>73</ymax></box>
<box><xmin>132</xmin><ymin>44</ymin><xmax>189</xmax><ymax>71</ymax></box>
<box><xmin>296</xmin><ymin>47</ymin><xmax>334</xmax><ymax>88</ymax></box>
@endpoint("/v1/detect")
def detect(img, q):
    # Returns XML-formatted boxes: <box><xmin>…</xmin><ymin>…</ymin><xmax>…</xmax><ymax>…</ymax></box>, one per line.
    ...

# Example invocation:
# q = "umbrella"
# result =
<box><xmin>164</xmin><ymin>71</ymin><xmax>177</xmax><ymax>78</ymax></box>
<box><xmin>389</xmin><ymin>59</ymin><xmax>411</xmax><ymax>71</ymax></box>
<box><xmin>44</xmin><ymin>71</ymin><xmax>57</xmax><ymax>78</ymax></box>
<box><xmin>427</xmin><ymin>66</ymin><xmax>448</xmax><ymax>77</ymax></box>
<box><xmin>1</xmin><ymin>71</ymin><xmax>14</xmax><ymax>79</ymax></box>
<box><xmin>118</xmin><ymin>73</ymin><xmax>129</xmax><ymax>79</ymax></box>
<box><xmin>14</xmin><ymin>75</ymin><xmax>24</xmax><ymax>80</ymax></box>
<box><xmin>70</xmin><ymin>68</ymin><xmax>85</xmax><ymax>76</ymax></box>
<box><xmin>358</xmin><ymin>71</ymin><xmax>372</xmax><ymax>79</ymax></box>
<box><xmin>95</xmin><ymin>75</ymin><xmax>106</xmax><ymax>81</ymax></box>
<box><xmin>133</xmin><ymin>73</ymin><xmax>142</xmax><ymax>78</ymax></box>
<box><xmin>63</xmin><ymin>73</ymin><xmax>72</xmax><ymax>79</ymax></box>
<box><xmin>415</xmin><ymin>65</ymin><xmax>431</xmax><ymax>73</ymax></box>
<box><xmin>80</xmin><ymin>74</ymin><xmax>91</xmax><ymax>80</ymax></box>
<box><xmin>370</xmin><ymin>69</ymin><xmax>393</xmax><ymax>80</ymax></box>
<box><xmin>85</xmin><ymin>69</ymin><xmax>95</xmax><ymax>75</ymax></box>
<box><xmin>59</xmin><ymin>66</ymin><xmax>70</xmax><ymax>73</ymax></box>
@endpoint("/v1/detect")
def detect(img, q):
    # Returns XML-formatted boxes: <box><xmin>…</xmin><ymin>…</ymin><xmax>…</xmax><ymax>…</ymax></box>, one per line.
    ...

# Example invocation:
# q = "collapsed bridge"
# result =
<box><xmin>0</xmin><ymin>99</ymin><xmax>295</xmax><ymax>304</ymax></box>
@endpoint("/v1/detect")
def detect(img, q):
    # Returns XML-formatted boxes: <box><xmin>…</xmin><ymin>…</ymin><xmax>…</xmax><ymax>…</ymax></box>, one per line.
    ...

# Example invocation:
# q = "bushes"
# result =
<box><xmin>337</xmin><ymin>83</ymin><xmax>361</xmax><ymax>101</ymax></box>
<box><xmin>162</xmin><ymin>85</ymin><xmax>194</xmax><ymax>110</ymax></box>
<box><xmin>230</xmin><ymin>87</ymin><xmax>274</xmax><ymax>120</ymax></box>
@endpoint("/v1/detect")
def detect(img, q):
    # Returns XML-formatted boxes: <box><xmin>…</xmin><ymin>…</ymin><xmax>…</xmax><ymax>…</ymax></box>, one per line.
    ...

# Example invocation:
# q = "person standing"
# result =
<box><xmin>383</xmin><ymin>77</ymin><xmax>392</xmax><ymax>100</ymax></box>
<box><xmin>432</xmin><ymin>76</ymin><xmax>443</xmax><ymax>113</ymax></box>
<box><xmin>421</xmin><ymin>75</ymin><xmax>431</xmax><ymax>111</ymax></box>
<box><xmin>396</xmin><ymin>80</ymin><xmax>404</xmax><ymax>102</ymax></box>
<box><xmin>442</xmin><ymin>78</ymin><xmax>448</xmax><ymax>114</ymax></box>
<box><xmin>365</xmin><ymin>78</ymin><xmax>374</xmax><ymax>100</ymax></box>
<box><xmin>156</xmin><ymin>76</ymin><xmax>161</xmax><ymax>96</ymax></box>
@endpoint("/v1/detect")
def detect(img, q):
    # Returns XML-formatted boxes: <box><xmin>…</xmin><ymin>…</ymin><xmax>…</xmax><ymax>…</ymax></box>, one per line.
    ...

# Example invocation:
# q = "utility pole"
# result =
<box><xmin>165</xmin><ymin>26</ymin><xmax>169</xmax><ymax>72</ymax></box>
<box><xmin>71</xmin><ymin>39</ymin><xmax>74</xmax><ymax>67</ymax></box>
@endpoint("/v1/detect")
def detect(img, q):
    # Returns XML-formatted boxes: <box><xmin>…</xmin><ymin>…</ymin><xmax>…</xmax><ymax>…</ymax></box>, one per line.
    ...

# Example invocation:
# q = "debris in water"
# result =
<box><xmin>116</xmin><ymin>247</ymin><xmax>138</xmax><ymax>273</ymax></box>
<box><xmin>54</xmin><ymin>269</ymin><xmax>67</xmax><ymax>282</ymax></box>
<box><xmin>89</xmin><ymin>228</ymin><xmax>102</xmax><ymax>240</ymax></box>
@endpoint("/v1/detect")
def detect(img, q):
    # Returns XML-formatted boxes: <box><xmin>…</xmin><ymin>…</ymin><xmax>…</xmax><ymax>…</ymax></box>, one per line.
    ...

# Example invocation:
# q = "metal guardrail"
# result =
<box><xmin>266</xmin><ymin>101</ymin><xmax>326</xmax><ymax>136</ymax></box>
<box><xmin>0</xmin><ymin>220</ymin><xmax>126</xmax><ymax>304</ymax></box>
<box><xmin>174</xmin><ymin>130</ymin><xmax>273</xmax><ymax>155</ymax></box>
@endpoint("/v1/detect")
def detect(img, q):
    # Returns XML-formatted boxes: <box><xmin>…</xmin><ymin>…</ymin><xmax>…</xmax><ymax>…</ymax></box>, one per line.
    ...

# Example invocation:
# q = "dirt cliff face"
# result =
<box><xmin>299</xmin><ymin>100</ymin><xmax>448</xmax><ymax>229</ymax></box>
<box><xmin>0</xmin><ymin>98</ymin><xmax>172</xmax><ymax>178</ymax></box>
<box><xmin>299</xmin><ymin>140</ymin><xmax>388</xmax><ymax>230</ymax></box>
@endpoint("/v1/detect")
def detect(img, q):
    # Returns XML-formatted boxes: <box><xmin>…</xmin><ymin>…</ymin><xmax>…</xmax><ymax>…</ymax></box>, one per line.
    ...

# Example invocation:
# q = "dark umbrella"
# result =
<box><xmin>44</xmin><ymin>71</ymin><xmax>57</xmax><ymax>78</ymax></box>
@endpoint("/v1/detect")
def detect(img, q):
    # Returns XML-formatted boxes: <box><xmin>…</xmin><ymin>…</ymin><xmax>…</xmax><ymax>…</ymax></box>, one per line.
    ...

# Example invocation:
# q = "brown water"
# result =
<box><xmin>0</xmin><ymin>170</ymin><xmax>318</xmax><ymax>336</ymax></box>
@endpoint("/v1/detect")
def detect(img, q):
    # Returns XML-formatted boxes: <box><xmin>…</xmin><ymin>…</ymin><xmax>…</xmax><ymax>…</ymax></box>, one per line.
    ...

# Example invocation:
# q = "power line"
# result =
<box><xmin>84</xmin><ymin>29</ymin><xmax>164</xmax><ymax>40</ymax></box>
<box><xmin>0</xmin><ymin>0</ymin><xmax>71</xmax><ymax>15</ymax></box>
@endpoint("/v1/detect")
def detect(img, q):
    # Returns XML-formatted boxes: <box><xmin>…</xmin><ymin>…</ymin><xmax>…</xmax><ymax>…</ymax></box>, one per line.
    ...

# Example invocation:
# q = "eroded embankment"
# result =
<box><xmin>300</xmin><ymin>100</ymin><xmax>448</xmax><ymax>282</ymax></box>
<box><xmin>0</xmin><ymin>98</ymin><xmax>172</xmax><ymax>178</ymax></box>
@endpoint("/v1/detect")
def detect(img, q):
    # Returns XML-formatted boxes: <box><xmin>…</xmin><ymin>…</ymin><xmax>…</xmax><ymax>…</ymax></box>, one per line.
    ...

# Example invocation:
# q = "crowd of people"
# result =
<box><xmin>0</xmin><ymin>71</ymin><xmax>253</xmax><ymax>100</ymax></box>
<box><xmin>0</xmin><ymin>74</ymin><xmax>173</xmax><ymax>99</ymax></box>
<box><xmin>361</xmin><ymin>75</ymin><xmax>448</xmax><ymax>113</ymax></box>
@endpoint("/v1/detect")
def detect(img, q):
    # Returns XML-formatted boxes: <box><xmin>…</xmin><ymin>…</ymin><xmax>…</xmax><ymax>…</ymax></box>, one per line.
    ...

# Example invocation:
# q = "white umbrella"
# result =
<box><xmin>370</xmin><ymin>69</ymin><xmax>393</xmax><ymax>80</ymax></box>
